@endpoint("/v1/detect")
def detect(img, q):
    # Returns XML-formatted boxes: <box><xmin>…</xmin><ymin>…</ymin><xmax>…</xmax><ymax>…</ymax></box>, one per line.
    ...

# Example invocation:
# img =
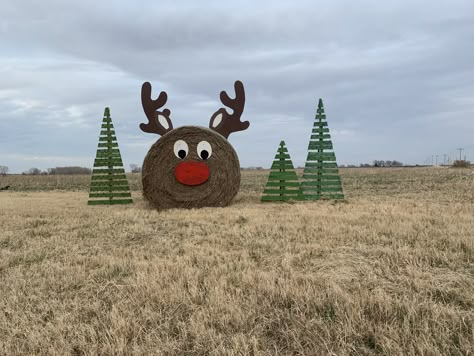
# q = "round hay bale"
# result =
<box><xmin>142</xmin><ymin>126</ymin><xmax>241</xmax><ymax>209</ymax></box>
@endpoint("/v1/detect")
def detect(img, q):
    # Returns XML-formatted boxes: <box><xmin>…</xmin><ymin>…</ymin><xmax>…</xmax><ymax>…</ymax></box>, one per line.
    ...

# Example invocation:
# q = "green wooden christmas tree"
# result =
<box><xmin>261</xmin><ymin>140</ymin><xmax>303</xmax><ymax>202</ymax></box>
<box><xmin>88</xmin><ymin>107</ymin><xmax>133</xmax><ymax>205</ymax></box>
<box><xmin>301</xmin><ymin>99</ymin><xmax>344</xmax><ymax>200</ymax></box>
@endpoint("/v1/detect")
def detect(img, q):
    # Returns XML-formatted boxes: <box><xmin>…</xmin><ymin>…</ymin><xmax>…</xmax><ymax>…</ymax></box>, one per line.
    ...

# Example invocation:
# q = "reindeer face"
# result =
<box><xmin>140</xmin><ymin>81</ymin><xmax>248</xmax><ymax>209</ymax></box>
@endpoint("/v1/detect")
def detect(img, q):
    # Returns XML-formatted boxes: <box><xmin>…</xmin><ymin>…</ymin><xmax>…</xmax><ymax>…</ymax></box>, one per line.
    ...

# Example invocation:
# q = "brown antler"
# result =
<box><xmin>140</xmin><ymin>82</ymin><xmax>173</xmax><ymax>136</ymax></box>
<box><xmin>209</xmin><ymin>80</ymin><xmax>249</xmax><ymax>138</ymax></box>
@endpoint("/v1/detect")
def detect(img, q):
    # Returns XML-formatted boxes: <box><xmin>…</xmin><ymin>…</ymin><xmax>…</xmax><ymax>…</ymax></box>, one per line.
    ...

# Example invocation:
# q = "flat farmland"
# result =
<box><xmin>0</xmin><ymin>168</ymin><xmax>473</xmax><ymax>355</ymax></box>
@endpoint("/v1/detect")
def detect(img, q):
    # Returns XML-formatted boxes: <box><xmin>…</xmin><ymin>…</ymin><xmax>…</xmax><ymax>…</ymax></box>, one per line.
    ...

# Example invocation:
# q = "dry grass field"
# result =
<box><xmin>0</xmin><ymin>167</ymin><xmax>473</xmax><ymax>355</ymax></box>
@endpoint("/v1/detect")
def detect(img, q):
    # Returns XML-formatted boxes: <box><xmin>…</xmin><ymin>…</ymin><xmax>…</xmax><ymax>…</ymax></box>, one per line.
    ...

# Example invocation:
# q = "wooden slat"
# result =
<box><xmin>100</xmin><ymin>130</ymin><xmax>115</xmax><ymax>135</ymax></box>
<box><xmin>274</xmin><ymin>153</ymin><xmax>291</xmax><ymax>159</ymax></box>
<box><xmin>89</xmin><ymin>185</ymin><xmax>131</xmax><ymax>192</ymax></box>
<box><xmin>303</xmin><ymin>187</ymin><xmax>343</xmax><ymax>192</ymax></box>
<box><xmin>306</xmin><ymin>153</ymin><xmax>336</xmax><ymax>161</ymax></box>
<box><xmin>93</xmin><ymin>159</ymin><xmax>123</xmax><ymax>167</ymax></box>
<box><xmin>311</xmin><ymin>128</ymin><xmax>330</xmax><ymax>134</ymax></box>
<box><xmin>301</xmin><ymin>175</ymin><xmax>341</xmax><ymax>182</ymax></box>
<box><xmin>101</xmin><ymin>124</ymin><xmax>114</xmax><ymax>129</ymax></box>
<box><xmin>97</xmin><ymin>142</ymin><xmax>119</xmax><ymax>148</ymax></box>
<box><xmin>277</xmin><ymin>147</ymin><xmax>288</xmax><ymax>153</ymax></box>
<box><xmin>263</xmin><ymin>189</ymin><xmax>301</xmax><ymax>195</ymax></box>
<box><xmin>268</xmin><ymin>172</ymin><xmax>299</xmax><ymax>180</ymax></box>
<box><xmin>303</xmin><ymin>168</ymin><xmax>339</xmax><ymax>174</ymax></box>
<box><xmin>304</xmin><ymin>162</ymin><xmax>338</xmax><ymax>168</ymax></box>
<box><xmin>90</xmin><ymin>180</ymin><xmax>129</xmax><ymax>187</ymax></box>
<box><xmin>92</xmin><ymin>168</ymin><xmax>125</xmax><ymax>174</ymax></box>
<box><xmin>313</xmin><ymin>121</ymin><xmax>328</xmax><ymax>127</ymax></box>
<box><xmin>89</xmin><ymin>192</ymin><xmax>132</xmax><ymax>198</ymax></box>
<box><xmin>99</xmin><ymin>136</ymin><xmax>117</xmax><ymax>142</ymax></box>
<box><xmin>265</xmin><ymin>181</ymin><xmax>301</xmax><ymax>187</ymax></box>
<box><xmin>261</xmin><ymin>195</ymin><xmax>301</xmax><ymax>202</ymax></box>
<box><xmin>304</xmin><ymin>194</ymin><xmax>345</xmax><ymax>200</ymax></box>
<box><xmin>310</xmin><ymin>134</ymin><xmax>332</xmax><ymax>140</ymax></box>
<box><xmin>271</xmin><ymin>162</ymin><xmax>295</xmax><ymax>170</ymax></box>
<box><xmin>91</xmin><ymin>174</ymin><xmax>127</xmax><ymax>181</ymax></box>
<box><xmin>308</xmin><ymin>142</ymin><xmax>333</xmax><ymax>150</ymax></box>
<box><xmin>301</xmin><ymin>181</ymin><xmax>342</xmax><ymax>187</ymax></box>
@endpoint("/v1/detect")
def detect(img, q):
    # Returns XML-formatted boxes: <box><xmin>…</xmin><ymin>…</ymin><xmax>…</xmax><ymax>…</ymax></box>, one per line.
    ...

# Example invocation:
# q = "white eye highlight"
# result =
<box><xmin>197</xmin><ymin>141</ymin><xmax>212</xmax><ymax>160</ymax></box>
<box><xmin>174</xmin><ymin>140</ymin><xmax>189</xmax><ymax>159</ymax></box>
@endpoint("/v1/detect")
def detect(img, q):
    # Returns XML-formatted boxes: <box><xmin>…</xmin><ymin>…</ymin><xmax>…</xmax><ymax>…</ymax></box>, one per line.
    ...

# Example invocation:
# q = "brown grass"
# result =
<box><xmin>0</xmin><ymin>167</ymin><xmax>473</xmax><ymax>355</ymax></box>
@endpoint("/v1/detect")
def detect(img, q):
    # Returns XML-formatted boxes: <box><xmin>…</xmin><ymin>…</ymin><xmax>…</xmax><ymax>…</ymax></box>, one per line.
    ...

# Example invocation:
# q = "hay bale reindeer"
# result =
<box><xmin>139</xmin><ymin>80</ymin><xmax>249</xmax><ymax>209</ymax></box>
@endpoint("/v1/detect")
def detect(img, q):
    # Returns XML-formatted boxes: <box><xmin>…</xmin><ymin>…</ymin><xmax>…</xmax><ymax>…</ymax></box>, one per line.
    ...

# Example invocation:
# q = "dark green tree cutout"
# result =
<box><xmin>88</xmin><ymin>108</ymin><xmax>133</xmax><ymax>205</ymax></box>
<box><xmin>301</xmin><ymin>99</ymin><xmax>344</xmax><ymax>200</ymax></box>
<box><xmin>261</xmin><ymin>140</ymin><xmax>303</xmax><ymax>202</ymax></box>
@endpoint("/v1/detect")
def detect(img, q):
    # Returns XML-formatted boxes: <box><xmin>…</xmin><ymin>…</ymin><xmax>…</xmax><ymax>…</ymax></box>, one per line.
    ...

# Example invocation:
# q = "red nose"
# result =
<box><xmin>174</xmin><ymin>161</ymin><xmax>210</xmax><ymax>186</ymax></box>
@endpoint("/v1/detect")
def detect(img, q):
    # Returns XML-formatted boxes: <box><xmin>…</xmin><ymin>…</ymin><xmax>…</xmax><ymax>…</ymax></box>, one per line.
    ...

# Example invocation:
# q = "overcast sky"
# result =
<box><xmin>1</xmin><ymin>0</ymin><xmax>474</xmax><ymax>173</ymax></box>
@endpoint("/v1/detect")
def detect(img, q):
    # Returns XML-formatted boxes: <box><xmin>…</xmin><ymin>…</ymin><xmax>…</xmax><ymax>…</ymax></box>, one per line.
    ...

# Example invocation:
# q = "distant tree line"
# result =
<box><xmin>21</xmin><ymin>166</ymin><xmax>92</xmax><ymax>175</ymax></box>
<box><xmin>340</xmin><ymin>160</ymin><xmax>404</xmax><ymax>168</ymax></box>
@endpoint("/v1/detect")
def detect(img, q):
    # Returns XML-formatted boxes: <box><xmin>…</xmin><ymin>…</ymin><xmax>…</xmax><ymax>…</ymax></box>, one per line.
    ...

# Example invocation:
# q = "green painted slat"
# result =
<box><xmin>308</xmin><ymin>142</ymin><xmax>333</xmax><ymax>150</ymax></box>
<box><xmin>97</xmin><ymin>143</ymin><xmax>119</xmax><ymax>148</ymax></box>
<box><xmin>261</xmin><ymin>195</ymin><xmax>301</xmax><ymax>202</ymax></box>
<box><xmin>303</xmin><ymin>168</ymin><xmax>339</xmax><ymax>174</ymax></box>
<box><xmin>89</xmin><ymin>192</ymin><xmax>132</xmax><ymax>198</ymax></box>
<box><xmin>90</xmin><ymin>180</ymin><xmax>129</xmax><ymax>187</ymax></box>
<box><xmin>268</xmin><ymin>172</ymin><xmax>299</xmax><ymax>180</ymax></box>
<box><xmin>304</xmin><ymin>162</ymin><xmax>338</xmax><ymax>168</ymax></box>
<box><xmin>303</xmin><ymin>194</ymin><xmax>344</xmax><ymax>200</ymax></box>
<box><xmin>313</xmin><ymin>121</ymin><xmax>328</xmax><ymax>127</ymax></box>
<box><xmin>95</xmin><ymin>152</ymin><xmax>122</xmax><ymax>158</ymax></box>
<box><xmin>310</xmin><ymin>134</ymin><xmax>332</xmax><ymax>140</ymax></box>
<box><xmin>90</xmin><ymin>185</ymin><xmax>131</xmax><ymax>192</ymax></box>
<box><xmin>91</xmin><ymin>174</ymin><xmax>127</xmax><ymax>181</ymax></box>
<box><xmin>265</xmin><ymin>181</ymin><xmax>301</xmax><ymax>187</ymax></box>
<box><xmin>303</xmin><ymin>187</ymin><xmax>343</xmax><ymax>192</ymax></box>
<box><xmin>277</xmin><ymin>147</ymin><xmax>288</xmax><ymax>153</ymax></box>
<box><xmin>88</xmin><ymin>200</ymin><xmax>111</xmax><ymax>205</ymax></box>
<box><xmin>263</xmin><ymin>189</ymin><xmax>302</xmax><ymax>195</ymax></box>
<box><xmin>100</xmin><ymin>130</ymin><xmax>115</xmax><ymax>135</ymax></box>
<box><xmin>101</xmin><ymin>124</ymin><xmax>114</xmax><ymax>129</ymax></box>
<box><xmin>99</xmin><ymin>136</ymin><xmax>117</xmax><ymax>142</ymax></box>
<box><xmin>301</xmin><ymin>181</ymin><xmax>342</xmax><ymax>187</ymax></box>
<box><xmin>92</xmin><ymin>168</ymin><xmax>125</xmax><ymax>174</ymax></box>
<box><xmin>271</xmin><ymin>162</ymin><xmax>296</xmax><ymax>170</ymax></box>
<box><xmin>274</xmin><ymin>153</ymin><xmax>291</xmax><ymax>159</ymax></box>
<box><xmin>93</xmin><ymin>160</ymin><xmax>124</xmax><ymax>167</ymax></box>
<box><xmin>311</xmin><ymin>128</ymin><xmax>330</xmax><ymax>134</ymax></box>
<box><xmin>303</xmin><ymin>174</ymin><xmax>341</xmax><ymax>181</ymax></box>
<box><xmin>306</xmin><ymin>153</ymin><xmax>336</xmax><ymax>161</ymax></box>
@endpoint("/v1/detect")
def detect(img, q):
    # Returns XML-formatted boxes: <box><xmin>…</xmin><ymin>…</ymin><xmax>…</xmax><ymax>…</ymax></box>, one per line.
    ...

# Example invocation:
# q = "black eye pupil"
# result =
<box><xmin>200</xmin><ymin>150</ymin><xmax>209</xmax><ymax>160</ymax></box>
<box><xmin>178</xmin><ymin>150</ymin><xmax>186</xmax><ymax>159</ymax></box>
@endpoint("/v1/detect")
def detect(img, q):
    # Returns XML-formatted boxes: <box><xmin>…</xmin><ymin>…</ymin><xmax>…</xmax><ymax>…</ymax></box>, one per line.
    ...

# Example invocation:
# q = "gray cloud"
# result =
<box><xmin>1</xmin><ymin>0</ymin><xmax>474</xmax><ymax>172</ymax></box>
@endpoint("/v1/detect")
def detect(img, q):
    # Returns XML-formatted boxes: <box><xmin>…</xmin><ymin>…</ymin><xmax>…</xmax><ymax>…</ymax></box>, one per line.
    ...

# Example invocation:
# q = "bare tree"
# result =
<box><xmin>130</xmin><ymin>164</ymin><xmax>142</xmax><ymax>173</ymax></box>
<box><xmin>0</xmin><ymin>166</ymin><xmax>8</xmax><ymax>176</ymax></box>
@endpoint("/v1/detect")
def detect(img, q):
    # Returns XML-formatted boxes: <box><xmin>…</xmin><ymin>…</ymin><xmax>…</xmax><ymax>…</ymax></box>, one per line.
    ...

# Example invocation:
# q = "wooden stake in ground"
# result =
<box><xmin>88</xmin><ymin>108</ymin><xmax>133</xmax><ymax>205</ymax></box>
<box><xmin>261</xmin><ymin>140</ymin><xmax>303</xmax><ymax>202</ymax></box>
<box><xmin>301</xmin><ymin>99</ymin><xmax>344</xmax><ymax>200</ymax></box>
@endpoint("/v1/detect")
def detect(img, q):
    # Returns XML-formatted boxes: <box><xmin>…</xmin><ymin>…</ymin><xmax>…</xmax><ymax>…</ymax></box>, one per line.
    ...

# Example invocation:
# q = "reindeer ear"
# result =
<box><xmin>209</xmin><ymin>110</ymin><xmax>225</xmax><ymax>130</ymax></box>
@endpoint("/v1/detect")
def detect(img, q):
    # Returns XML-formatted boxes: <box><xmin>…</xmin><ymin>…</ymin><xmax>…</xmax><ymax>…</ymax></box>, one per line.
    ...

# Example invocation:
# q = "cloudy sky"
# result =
<box><xmin>1</xmin><ymin>0</ymin><xmax>474</xmax><ymax>173</ymax></box>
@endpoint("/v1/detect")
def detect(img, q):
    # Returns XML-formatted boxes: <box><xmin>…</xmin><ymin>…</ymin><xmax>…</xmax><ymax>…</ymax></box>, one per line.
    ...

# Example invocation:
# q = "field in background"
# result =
<box><xmin>0</xmin><ymin>168</ymin><xmax>473</xmax><ymax>355</ymax></box>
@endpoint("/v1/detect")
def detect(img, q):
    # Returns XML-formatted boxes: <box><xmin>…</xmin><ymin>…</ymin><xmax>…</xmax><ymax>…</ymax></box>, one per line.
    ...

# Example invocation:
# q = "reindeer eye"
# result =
<box><xmin>173</xmin><ymin>140</ymin><xmax>188</xmax><ymax>159</ymax></box>
<box><xmin>197</xmin><ymin>141</ymin><xmax>212</xmax><ymax>160</ymax></box>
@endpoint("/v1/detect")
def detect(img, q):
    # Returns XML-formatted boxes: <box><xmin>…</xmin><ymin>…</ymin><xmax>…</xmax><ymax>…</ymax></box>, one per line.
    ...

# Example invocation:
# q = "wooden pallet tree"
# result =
<box><xmin>261</xmin><ymin>140</ymin><xmax>303</xmax><ymax>202</ymax></box>
<box><xmin>88</xmin><ymin>107</ymin><xmax>133</xmax><ymax>205</ymax></box>
<box><xmin>301</xmin><ymin>99</ymin><xmax>344</xmax><ymax>200</ymax></box>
